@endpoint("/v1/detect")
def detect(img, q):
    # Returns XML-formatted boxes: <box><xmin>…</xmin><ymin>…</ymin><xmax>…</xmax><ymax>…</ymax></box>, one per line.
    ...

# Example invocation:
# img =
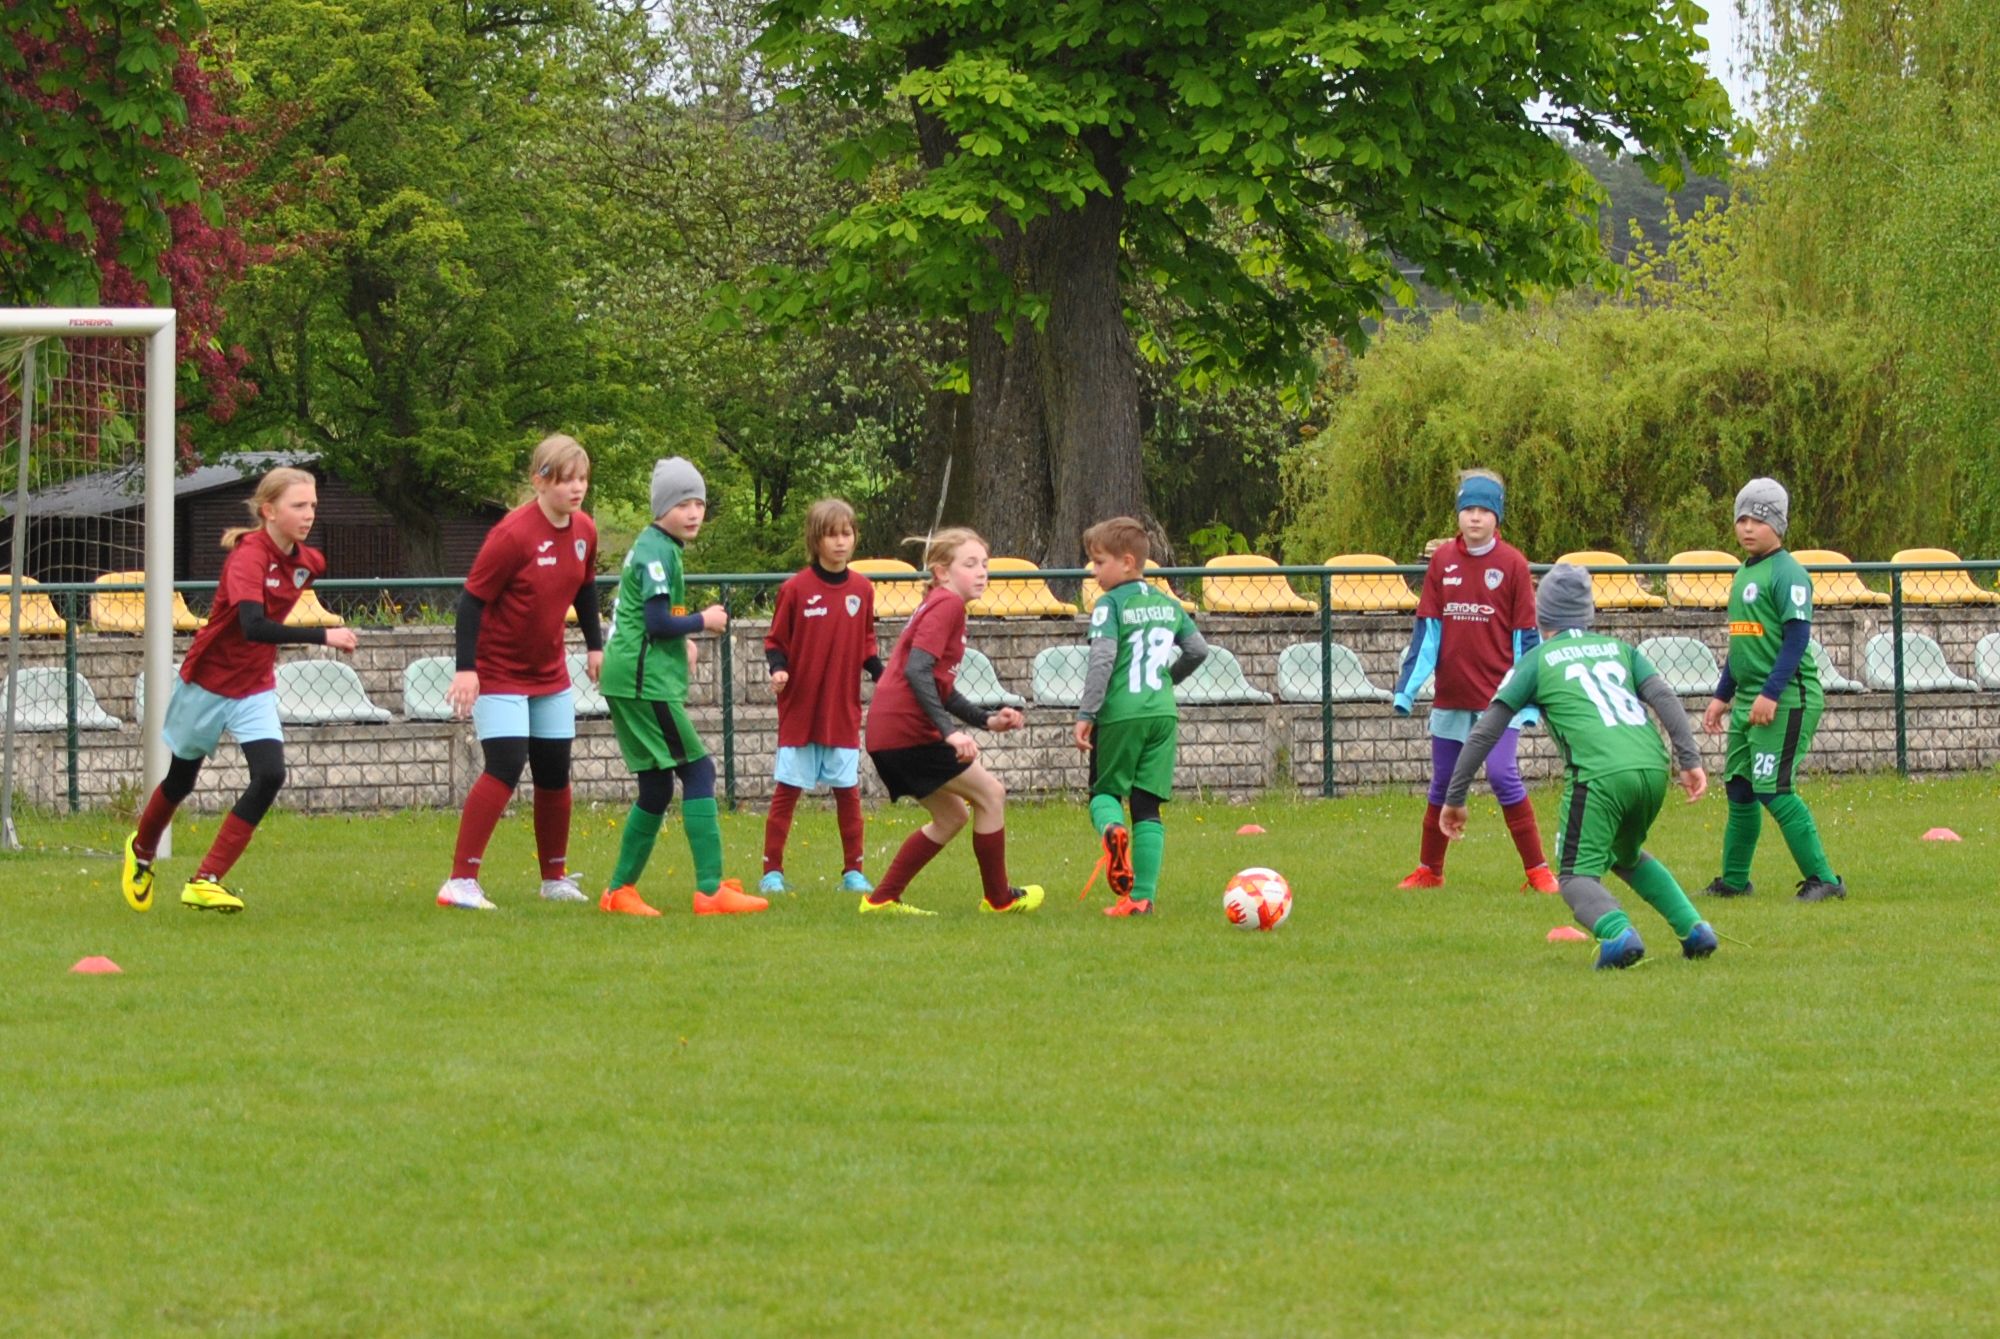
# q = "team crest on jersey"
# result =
<box><xmin>1790</xmin><ymin>584</ymin><xmax>1807</xmax><ymax>607</ymax></box>
<box><xmin>845</xmin><ymin>594</ymin><xmax>861</xmax><ymax>616</ymax></box>
<box><xmin>575</xmin><ymin>539</ymin><xmax>587</xmax><ymax>562</ymax></box>
<box><xmin>1091</xmin><ymin>604</ymin><xmax>1110</xmax><ymax>627</ymax></box>
<box><xmin>1484</xmin><ymin>568</ymin><xmax>1504</xmax><ymax>591</ymax></box>
<box><xmin>647</xmin><ymin>560</ymin><xmax>667</xmax><ymax>582</ymax></box>
<box><xmin>1743</xmin><ymin>581</ymin><xmax>1759</xmax><ymax>603</ymax></box>
<box><xmin>293</xmin><ymin>566</ymin><xmax>309</xmax><ymax>588</ymax></box>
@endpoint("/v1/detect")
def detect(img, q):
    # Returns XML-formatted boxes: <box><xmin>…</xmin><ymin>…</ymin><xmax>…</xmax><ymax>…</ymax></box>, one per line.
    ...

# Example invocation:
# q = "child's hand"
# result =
<box><xmin>585</xmin><ymin>649</ymin><xmax>602</xmax><ymax>685</ymax></box>
<box><xmin>945</xmin><ymin>731</ymin><xmax>979</xmax><ymax>762</ymax></box>
<box><xmin>770</xmin><ymin>669</ymin><xmax>789</xmax><ymax>694</ymax></box>
<box><xmin>987</xmin><ymin>707</ymin><xmax>1024</xmax><ymax>732</ymax></box>
<box><xmin>1748</xmin><ymin>693</ymin><xmax>1778</xmax><ymax>726</ymax></box>
<box><xmin>446</xmin><ymin>670</ymin><xmax>479</xmax><ymax>719</ymax></box>
<box><xmin>1702</xmin><ymin>698</ymin><xmax>1729</xmax><ymax>735</ymax></box>
<box><xmin>1679</xmin><ymin>767</ymin><xmax>1708</xmax><ymax>802</ymax></box>
<box><xmin>1073</xmin><ymin>719</ymin><xmax>1093</xmax><ymax>753</ymax></box>
<box><xmin>1439</xmin><ymin>804</ymin><xmax>1469</xmax><ymax>840</ymax></box>
<box><xmin>325</xmin><ymin>627</ymin><xmax>359</xmax><ymax>653</ymax></box>
<box><xmin>685</xmin><ymin>640</ymin><xmax>698</xmax><ymax>670</ymax></box>
<box><xmin>700</xmin><ymin>604</ymin><xmax>729</xmax><ymax>632</ymax></box>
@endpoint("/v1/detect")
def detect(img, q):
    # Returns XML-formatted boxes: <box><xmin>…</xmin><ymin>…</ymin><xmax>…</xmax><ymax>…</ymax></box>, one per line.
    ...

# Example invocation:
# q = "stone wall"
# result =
<box><xmin>7</xmin><ymin>602</ymin><xmax>1999</xmax><ymax>814</ymax></box>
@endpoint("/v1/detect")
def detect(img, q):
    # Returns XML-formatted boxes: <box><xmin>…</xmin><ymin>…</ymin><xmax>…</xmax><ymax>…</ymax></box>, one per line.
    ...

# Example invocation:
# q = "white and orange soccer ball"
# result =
<box><xmin>1223</xmin><ymin>867</ymin><xmax>1292</xmax><ymax>932</ymax></box>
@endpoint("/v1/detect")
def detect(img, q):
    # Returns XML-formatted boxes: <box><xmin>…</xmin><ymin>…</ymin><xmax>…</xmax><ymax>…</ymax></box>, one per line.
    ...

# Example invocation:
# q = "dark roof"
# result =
<box><xmin>5</xmin><ymin>451</ymin><xmax>318</xmax><ymax>519</ymax></box>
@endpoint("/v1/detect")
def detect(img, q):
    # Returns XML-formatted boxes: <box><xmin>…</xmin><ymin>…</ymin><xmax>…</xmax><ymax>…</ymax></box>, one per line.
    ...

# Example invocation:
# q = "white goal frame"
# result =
<box><xmin>0</xmin><ymin>308</ymin><xmax>176</xmax><ymax>851</ymax></box>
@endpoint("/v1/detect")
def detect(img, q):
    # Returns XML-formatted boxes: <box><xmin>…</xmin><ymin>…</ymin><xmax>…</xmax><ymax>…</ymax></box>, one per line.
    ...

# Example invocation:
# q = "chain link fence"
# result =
<box><xmin>4</xmin><ymin>557</ymin><xmax>1999</xmax><ymax>816</ymax></box>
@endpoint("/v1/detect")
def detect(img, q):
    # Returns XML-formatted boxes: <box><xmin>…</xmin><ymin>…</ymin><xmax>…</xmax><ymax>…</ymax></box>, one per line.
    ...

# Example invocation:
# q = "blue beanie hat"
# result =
<box><xmin>1456</xmin><ymin>474</ymin><xmax>1504</xmax><ymax>523</ymax></box>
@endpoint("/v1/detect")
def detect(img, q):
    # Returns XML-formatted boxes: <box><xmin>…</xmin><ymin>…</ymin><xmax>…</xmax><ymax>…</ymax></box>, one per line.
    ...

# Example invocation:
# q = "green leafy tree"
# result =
<box><xmin>750</xmin><ymin>0</ymin><xmax>1739</xmax><ymax>564</ymax></box>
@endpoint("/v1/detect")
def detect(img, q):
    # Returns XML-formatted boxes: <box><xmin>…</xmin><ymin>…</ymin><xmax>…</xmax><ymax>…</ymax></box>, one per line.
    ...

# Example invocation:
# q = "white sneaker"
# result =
<box><xmin>539</xmin><ymin>874</ymin><xmax>589</xmax><ymax>903</ymax></box>
<box><xmin>437</xmin><ymin>877</ymin><xmax>497</xmax><ymax>911</ymax></box>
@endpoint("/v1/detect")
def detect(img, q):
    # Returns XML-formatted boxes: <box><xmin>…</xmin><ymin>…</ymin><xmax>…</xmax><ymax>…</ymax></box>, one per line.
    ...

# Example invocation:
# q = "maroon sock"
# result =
<box><xmin>1419</xmin><ymin>803</ymin><xmax>1449</xmax><ymax>874</ymax></box>
<box><xmin>872</xmin><ymin>827</ymin><xmax>945</xmax><ymax>903</ymax></box>
<box><xmin>834</xmin><ymin>785</ymin><xmax>865</xmax><ymax>874</ymax></box>
<box><xmin>972</xmin><ymin>828</ymin><xmax>1012</xmax><ymax>906</ymax></box>
<box><xmin>532</xmin><ymin>784</ymin><xmax>572</xmax><ymax>880</ymax></box>
<box><xmin>132</xmin><ymin>785</ymin><xmax>179</xmax><ymax>863</ymax></box>
<box><xmin>196</xmin><ymin>813</ymin><xmax>256</xmax><ymax>882</ymax></box>
<box><xmin>1501</xmin><ymin>798</ymin><xmax>1549</xmax><ymax>872</ymax></box>
<box><xmin>451</xmin><ymin>774</ymin><xmax>513</xmax><ymax>881</ymax></box>
<box><xmin>764</xmin><ymin>782</ymin><xmax>802</xmax><ymax>874</ymax></box>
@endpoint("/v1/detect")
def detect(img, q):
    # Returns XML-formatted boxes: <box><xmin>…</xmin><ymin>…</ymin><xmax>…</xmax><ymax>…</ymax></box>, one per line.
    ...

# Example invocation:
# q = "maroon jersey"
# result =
<box><xmin>1415</xmin><ymin>536</ymin><xmax>1537</xmax><ymax>710</ymax></box>
<box><xmin>765</xmin><ymin>566</ymin><xmax>877</xmax><ymax>748</ymax></box>
<box><xmin>864</xmin><ymin>586</ymin><xmax>965</xmax><ymax>752</ymax></box>
<box><xmin>180</xmin><ymin>528</ymin><xmax>327</xmax><ymax>698</ymax></box>
<box><xmin>464</xmin><ymin>501</ymin><xmax>598</xmax><ymax>696</ymax></box>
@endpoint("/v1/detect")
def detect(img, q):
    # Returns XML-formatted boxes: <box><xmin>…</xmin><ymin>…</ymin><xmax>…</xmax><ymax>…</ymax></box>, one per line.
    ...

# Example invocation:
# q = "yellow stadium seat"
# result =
<box><xmin>1078</xmin><ymin>560</ymin><xmax>1196</xmax><ymax>613</ymax></box>
<box><xmin>850</xmin><ymin>558</ymin><xmax>927</xmax><ymax>617</ymax></box>
<box><xmin>284</xmin><ymin>587</ymin><xmax>345</xmax><ymax>628</ymax></box>
<box><xmin>1791</xmin><ymin>549</ymin><xmax>1890</xmax><ymax>607</ymax></box>
<box><xmin>1322</xmin><ymin>553</ymin><xmax>1419</xmax><ymax>612</ymax></box>
<box><xmin>1553</xmin><ymin>551</ymin><xmax>1666</xmax><ymax>609</ymax></box>
<box><xmin>967</xmin><ymin>557</ymin><xmax>1078</xmax><ymax>617</ymax></box>
<box><xmin>90</xmin><ymin>570</ymin><xmax>207</xmax><ymax>634</ymax></box>
<box><xmin>0</xmin><ymin>575</ymin><xmax>69</xmax><ymax>637</ymax></box>
<box><xmin>1199</xmin><ymin>554</ymin><xmax>1316</xmax><ymax>614</ymax></box>
<box><xmin>1665</xmin><ymin>550</ymin><xmax>1739</xmax><ymax>609</ymax></box>
<box><xmin>1891</xmin><ymin>548</ymin><xmax>2000</xmax><ymax>605</ymax></box>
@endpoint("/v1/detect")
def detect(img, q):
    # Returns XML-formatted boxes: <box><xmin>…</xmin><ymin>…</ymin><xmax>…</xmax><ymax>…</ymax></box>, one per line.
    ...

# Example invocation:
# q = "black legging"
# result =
<box><xmin>478</xmin><ymin>736</ymin><xmax>572</xmax><ymax>790</ymax></box>
<box><xmin>635</xmin><ymin>755</ymin><xmax>716</xmax><ymax>816</ymax></box>
<box><xmin>158</xmin><ymin>741</ymin><xmax>287</xmax><ymax>824</ymax></box>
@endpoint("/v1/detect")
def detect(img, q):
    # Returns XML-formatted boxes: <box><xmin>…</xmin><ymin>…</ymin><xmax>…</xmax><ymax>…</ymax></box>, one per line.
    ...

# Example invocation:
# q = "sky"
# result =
<box><xmin>1696</xmin><ymin>3</ymin><xmax>1760</xmax><ymax>120</ymax></box>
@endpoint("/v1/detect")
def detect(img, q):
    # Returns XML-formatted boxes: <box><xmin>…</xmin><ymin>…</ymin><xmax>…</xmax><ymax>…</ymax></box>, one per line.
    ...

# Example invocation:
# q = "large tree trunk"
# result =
<box><xmin>1029</xmin><ymin>130</ymin><xmax>1144</xmax><ymax>568</ymax></box>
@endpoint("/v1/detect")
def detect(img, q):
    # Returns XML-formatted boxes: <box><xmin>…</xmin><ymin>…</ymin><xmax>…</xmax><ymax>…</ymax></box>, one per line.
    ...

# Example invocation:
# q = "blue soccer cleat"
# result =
<box><xmin>840</xmin><ymin>869</ymin><xmax>874</xmax><ymax>895</ymax></box>
<box><xmin>1594</xmin><ymin>926</ymin><xmax>1646</xmax><ymax>970</ymax></box>
<box><xmin>759</xmin><ymin>870</ymin><xmax>789</xmax><ymax>896</ymax></box>
<box><xmin>1681</xmin><ymin>922</ymin><xmax>1719</xmax><ymax>960</ymax></box>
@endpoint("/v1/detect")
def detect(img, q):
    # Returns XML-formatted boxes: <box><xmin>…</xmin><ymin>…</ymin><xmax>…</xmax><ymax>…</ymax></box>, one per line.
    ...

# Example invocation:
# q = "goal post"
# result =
<box><xmin>0</xmin><ymin>308</ymin><xmax>176</xmax><ymax>851</ymax></box>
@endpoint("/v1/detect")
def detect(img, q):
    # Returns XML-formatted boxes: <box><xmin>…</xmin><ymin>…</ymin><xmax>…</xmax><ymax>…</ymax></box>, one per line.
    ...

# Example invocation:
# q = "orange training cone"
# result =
<box><xmin>1921</xmin><ymin>828</ymin><xmax>1962</xmax><ymax>842</ymax></box>
<box><xmin>1546</xmin><ymin>926</ymin><xmax>1589</xmax><ymax>943</ymax></box>
<box><xmin>70</xmin><ymin>956</ymin><xmax>122</xmax><ymax>974</ymax></box>
<box><xmin>1236</xmin><ymin>824</ymin><xmax>1266</xmax><ymax>835</ymax></box>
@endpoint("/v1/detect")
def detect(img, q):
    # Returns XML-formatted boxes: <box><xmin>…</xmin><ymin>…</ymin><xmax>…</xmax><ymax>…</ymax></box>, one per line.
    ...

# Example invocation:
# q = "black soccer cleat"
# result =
<box><xmin>1795</xmin><ymin>877</ymin><xmax>1847</xmax><ymax>903</ymax></box>
<box><xmin>1702</xmin><ymin>877</ymin><xmax>1753</xmax><ymax>898</ymax></box>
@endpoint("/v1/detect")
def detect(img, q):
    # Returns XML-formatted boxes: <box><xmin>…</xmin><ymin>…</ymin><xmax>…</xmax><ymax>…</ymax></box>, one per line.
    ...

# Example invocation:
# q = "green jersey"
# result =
<box><xmin>1727</xmin><ymin>548</ymin><xmax>1821</xmax><ymax>708</ymax></box>
<box><xmin>1494</xmin><ymin>630</ymin><xmax>1669</xmax><ymax>782</ymax></box>
<box><xmin>1086</xmin><ymin>580</ymin><xmax>1196</xmax><ymax>725</ymax></box>
<box><xmin>602</xmin><ymin>525</ymin><xmax>690</xmax><ymax>702</ymax></box>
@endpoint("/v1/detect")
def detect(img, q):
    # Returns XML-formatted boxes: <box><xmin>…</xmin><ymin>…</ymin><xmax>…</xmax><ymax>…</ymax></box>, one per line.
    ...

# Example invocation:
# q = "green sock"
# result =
<box><xmin>1766</xmin><ymin>793</ymin><xmax>1836</xmax><ymax>882</ymax></box>
<box><xmin>1721</xmin><ymin>799</ymin><xmax>1762</xmax><ymax>887</ymax></box>
<box><xmin>1591</xmin><ymin>909</ymin><xmax>1632</xmax><ymax>941</ymax></box>
<box><xmin>1131</xmin><ymin>820</ymin><xmax>1164</xmax><ymax>902</ymax></box>
<box><xmin>611</xmin><ymin>804</ymin><xmax>665</xmax><ymax>889</ymax></box>
<box><xmin>1089</xmin><ymin>794</ymin><xmax>1125</xmax><ymax>835</ymax></box>
<box><xmin>683</xmin><ymin>796</ymin><xmax>724</xmax><ymax>893</ymax></box>
<box><xmin>1623</xmin><ymin>856</ymin><xmax>1702</xmax><ymax>938</ymax></box>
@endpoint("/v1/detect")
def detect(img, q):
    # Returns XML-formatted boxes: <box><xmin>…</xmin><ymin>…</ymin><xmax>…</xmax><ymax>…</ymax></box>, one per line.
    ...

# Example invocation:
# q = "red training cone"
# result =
<box><xmin>1545</xmin><ymin>926</ymin><xmax>1589</xmax><ymax>943</ymax></box>
<box><xmin>1236</xmin><ymin>824</ymin><xmax>1266</xmax><ymax>835</ymax></box>
<box><xmin>70</xmin><ymin>956</ymin><xmax>122</xmax><ymax>975</ymax></box>
<box><xmin>1921</xmin><ymin>828</ymin><xmax>1962</xmax><ymax>842</ymax></box>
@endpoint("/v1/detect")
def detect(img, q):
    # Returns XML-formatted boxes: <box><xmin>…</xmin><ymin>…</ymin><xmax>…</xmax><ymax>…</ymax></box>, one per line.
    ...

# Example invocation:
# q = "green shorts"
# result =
<box><xmin>1089</xmin><ymin>715</ymin><xmax>1177</xmax><ymax>801</ymax></box>
<box><xmin>607</xmin><ymin>695</ymin><xmax>708</xmax><ymax>773</ymax></box>
<box><xmin>1554</xmin><ymin>768</ymin><xmax>1667</xmax><ymax>880</ymax></box>
<box><xmin>1726</xmin><ymin>699</ymin><xmax>1821</xmax><ymax>795</ymax></box>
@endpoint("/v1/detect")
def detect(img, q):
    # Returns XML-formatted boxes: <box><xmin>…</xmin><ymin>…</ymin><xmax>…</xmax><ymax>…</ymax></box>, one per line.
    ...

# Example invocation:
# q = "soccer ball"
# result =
<box><xmin>1223</xmin><ymin>867</ymin><xmax>1292</xmax><ymax>932</ymax></box>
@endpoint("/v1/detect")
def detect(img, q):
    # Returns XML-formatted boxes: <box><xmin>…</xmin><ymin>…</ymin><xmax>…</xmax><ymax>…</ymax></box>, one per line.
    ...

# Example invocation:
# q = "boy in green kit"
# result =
<box><xmin>1071</xmin><ymin>517</ymin><xmax>1209</xmax><ymax>916</ymax></box>
<box><xmin>1440</xmin><ymin>565</ymin><xmax>1717</xmax><ymax>969</ymax></box>
<box><xmin>1700</xmin><ymin>477</ymin><xmax>1846</xmax><ymax>902</ymax></box>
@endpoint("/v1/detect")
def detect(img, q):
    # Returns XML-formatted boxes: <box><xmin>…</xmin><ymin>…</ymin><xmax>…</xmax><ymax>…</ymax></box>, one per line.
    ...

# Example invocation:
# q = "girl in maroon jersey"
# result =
<box><xmin>760</xmin><ymin>498</ymin><xmax>883</xmax><ymax>896</ymax></box>
<box><xmin>119</xmin><ymin>466</ymin><xmax>360</xmax><ymax>913</ymax></box>
<box><xmin>859</xmin><ymin>527</ymin><xmax>1042</xmax><ymax>917</ymax></box>
<box><xmin>436</xmin><ymin>435</ymin><xmax>603</xmax><ymax>911</ymax></box>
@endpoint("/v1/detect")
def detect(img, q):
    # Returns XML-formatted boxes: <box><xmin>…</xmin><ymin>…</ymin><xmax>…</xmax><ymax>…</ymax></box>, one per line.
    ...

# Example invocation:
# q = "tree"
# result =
<box><xmin>750</xmin><ymin>0</ymin><xmax>1740</xmax><ymax>563</ymax></box>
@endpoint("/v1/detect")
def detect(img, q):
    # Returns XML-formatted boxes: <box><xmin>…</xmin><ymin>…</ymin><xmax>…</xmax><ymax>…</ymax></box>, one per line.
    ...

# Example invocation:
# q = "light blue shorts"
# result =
<box><xmin>1428</xmin><ymin>706</ymin><xmax>1537</xmax><ymax>742</ymax></box>
<box><xmin>774</xmin><ymin>744</ymin><xmax>860</xmax><ymax>791</ymax></box>
<box><xmin>473</xmin><ymin>691</ymin><xmax>576</xmax><ymax>742</ymax></box>
<box><xmin>162</xmin><ymin>681</ymin><xmax>282</xmax><ymax>759</ymax></box>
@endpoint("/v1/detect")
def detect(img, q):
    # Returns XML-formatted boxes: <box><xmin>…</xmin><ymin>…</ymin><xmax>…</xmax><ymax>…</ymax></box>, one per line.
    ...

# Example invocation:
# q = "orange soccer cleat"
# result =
<box><xmin>693</xmin><ymin>878</ymin><xmax>769</xmax><ymax>916</ymax></box>
<box><xmin>598</xmin><ymin>884</ymin><xmax>661</xmax><ymax>917</ymax></box>
<box><xmin>1103</xmin><ymin>894</ymin><xmax>1154</xmax><ymax>917</ymax></box>
<box><xmin>1522</xmin><ymin>865</ymin><xmax>1560</xmax><ymax>895</ymax></box>
<box><xmin>1102</xmin><ymin>825</ymin><xmax>1134</xmax><ymax>898</ymax></box>
<box><xmin>1396</xmin><ymin>866</ymin><xmax>1445</xmax><ymax>890</ymax></box>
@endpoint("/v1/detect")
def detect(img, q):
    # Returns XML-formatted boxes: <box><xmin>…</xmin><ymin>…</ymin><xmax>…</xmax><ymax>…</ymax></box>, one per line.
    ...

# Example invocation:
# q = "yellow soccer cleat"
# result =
<box><xmin>980</xmin><ymin>884</ymin><xmax>1045</xmax><ymax>915</ymax></box>
<box><xmin>858</xmin><ymin>894</ymin><xmax>938</xmax><ymax>917</ymax></box>
<box><xmin>180</xmin><ymin>878</ymin><xmax>245</xmax><ymax>913</ymax></box>
<box><xmin>121</xmin><ymin>833</ymin><xmax>155</xmax><ymax>912</ymax></box>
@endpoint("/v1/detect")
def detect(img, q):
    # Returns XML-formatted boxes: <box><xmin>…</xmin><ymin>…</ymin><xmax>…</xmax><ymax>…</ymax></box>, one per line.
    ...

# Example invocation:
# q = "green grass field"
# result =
<box><xmin>4</xmin><ymin>775</ymin><xmax>1998</xmax><ymax>1336</ymax></box>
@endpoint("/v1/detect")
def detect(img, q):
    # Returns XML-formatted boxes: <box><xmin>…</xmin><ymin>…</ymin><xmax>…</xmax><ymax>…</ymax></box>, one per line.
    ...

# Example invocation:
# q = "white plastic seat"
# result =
<box><xmin>1862</xmin><ymin>633</ymin><xmax>1978</xmax><ymax>693</ymax></box>
<box><xmin>1808</xmin><ymin>640</ymin><xmax>1866</xmax><ymax>695</ymax></box>
<box><xmin>1636</xmin><ymin>636</ymin><xmax>1722</xmax><ymax>696</ymax></box>
<box><xmin>1030</xmin><ymin>646</ymin><xmax>1089</xmax><ymax>709</ymax></box>
<box><xmin>955</xmin><ymin>647</ymin><xmax>1026</xmax><ymax>708</ymax></box>
<box><xmin>2</xmin><ymin>667</ymin><xmax>121</xmax><ymax>731</ymax></box>
<box><xmin>402</xmin><ymin>656</ymin><xmax>457</xmax><ymax>721</ymax></box>
<box><xmin>1275</xmin><ymin>641</ymin><xmax>1393</xmax><ymax>704</ymax></box>
<box><xmin>1976</xmin><ymin>634</ymin><xmax>2000</xmax><ymax>691</ymax></box>
<box><xmin>567</xmin><ymin>651</ymin><xmax>610</xmax><ymax>718</ymax></box>
<box><xmin>1172</xmin><ymin>645</ymin><xmax>1271</xmax><ymax>705</ymax></box>
<box><xmin>275</xmin><ymin>658</ymin><xmax>393</xmax><ymax>723</ymax></box>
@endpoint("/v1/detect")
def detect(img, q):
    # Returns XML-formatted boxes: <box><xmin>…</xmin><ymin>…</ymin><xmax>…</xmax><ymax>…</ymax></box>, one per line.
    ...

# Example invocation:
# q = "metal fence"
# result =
<box><xmin>5</xmin><ymin>558</ymin><xmax>1999</xmax><ymax>813</ymax></box>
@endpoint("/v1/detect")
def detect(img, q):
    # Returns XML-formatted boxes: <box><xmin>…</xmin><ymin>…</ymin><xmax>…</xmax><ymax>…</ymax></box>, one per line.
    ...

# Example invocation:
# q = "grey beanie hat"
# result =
<box><xmin>1536</xmin><ymin>563</ymin><xmax>1596</xmax><ymax>632</ymax></box>
<box><xmin>1734</xmin><ymin>477</ymin><xmax>1789</xmax><ymax>536</ymax></box>
<box><xmin>651</xmin><ymin>456</ymin><xmax>706</xmax><ymax>518</ymax></box>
